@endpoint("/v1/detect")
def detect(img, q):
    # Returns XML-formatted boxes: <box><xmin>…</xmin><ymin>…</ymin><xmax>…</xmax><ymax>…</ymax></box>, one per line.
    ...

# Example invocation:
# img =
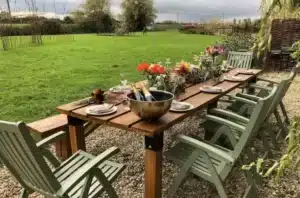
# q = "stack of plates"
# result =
<box><xmin>170</xmin><ymin>101</ymin><xmax>194</xmax><ymax>112</ymax></box>
<box><xmin>223</xmin><ymin>75</ymin><xmax>244</xmax><ymax>82</ymax></box>
<box><xmin>86</xmin><ymin>104</ymin><xmax>117</xmax><ymax>116</ymax></box>
<box><xmin>200</xmin><ymin>86</ymin><xmax>223</xmax><ymax>93</ymax></box>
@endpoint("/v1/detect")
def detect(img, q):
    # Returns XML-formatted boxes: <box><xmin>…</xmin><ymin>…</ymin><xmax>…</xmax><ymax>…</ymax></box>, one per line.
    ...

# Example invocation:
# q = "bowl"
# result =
<box><xmin>127</xmin><ymin>90</ymin><xmax>174</xmax><ymax>120</ymax></box>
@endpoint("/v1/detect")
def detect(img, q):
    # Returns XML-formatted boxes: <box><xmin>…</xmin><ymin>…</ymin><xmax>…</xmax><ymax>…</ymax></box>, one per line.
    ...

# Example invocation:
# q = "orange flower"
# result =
<box><xmin>137</xmin><ymin>63</ymin><xmax>150</xmax><ymax>72</ymax></box>
<box><xmin>148</xmin><ymin>64</ymin><xmax>166</xmax><ymax>74</ymax></box>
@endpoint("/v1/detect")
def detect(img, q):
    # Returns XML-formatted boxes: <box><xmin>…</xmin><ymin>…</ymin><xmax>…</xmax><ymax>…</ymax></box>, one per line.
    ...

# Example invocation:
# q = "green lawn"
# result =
<box><xmin>0</xmin><ymin>31</ymin><xmax>220</xmax><ymax>122</ymax></box>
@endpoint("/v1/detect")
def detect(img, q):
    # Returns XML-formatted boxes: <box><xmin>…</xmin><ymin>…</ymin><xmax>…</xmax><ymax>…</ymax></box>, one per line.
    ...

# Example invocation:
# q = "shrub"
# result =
<box><xmin>40</xmin><ymin>19</ymin><xmax>62</xmax><ymax>35</ymax></box>
<box><xmin>222</xmin><ymin>33</ymin><xmax>255</xmax><ymax>52</ymax></box>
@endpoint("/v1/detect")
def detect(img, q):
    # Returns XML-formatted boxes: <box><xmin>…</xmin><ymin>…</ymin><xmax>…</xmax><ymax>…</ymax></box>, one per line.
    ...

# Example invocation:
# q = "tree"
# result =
<box><xmin>71</xmin><ymin>0</ymin><xmax>115</xmax><ymax>34</ymax></box>
<box><xmin>63</xmin><ymin>16</ymin><xmax>74</xmax><ymax>24</ymax></box>
<box><xmin>253</xmin><ymin>0</ymin><xmax>300</xmax><ymax>57</ymax></box>
<box><xmin>121</xmin><ymin>0</ymin><xmax>156</xmax><ymax>32</ymax></box>
<box><xmin>233</xmin><ymin>18</ymin><xmax>237</xmax><ymax>25</ymax></box>
<box><xmin>70</xmin><ymin>10</ymin><xmax>86</xmax><ymax>23</ymax></box>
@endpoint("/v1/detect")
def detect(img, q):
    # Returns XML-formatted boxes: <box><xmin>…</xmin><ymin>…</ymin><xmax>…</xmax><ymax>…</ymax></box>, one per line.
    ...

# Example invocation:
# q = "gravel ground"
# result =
<box><xmin>1</xmin><ymin>71</ymin><xmax>300</xmax><ymax>198</ymax></box>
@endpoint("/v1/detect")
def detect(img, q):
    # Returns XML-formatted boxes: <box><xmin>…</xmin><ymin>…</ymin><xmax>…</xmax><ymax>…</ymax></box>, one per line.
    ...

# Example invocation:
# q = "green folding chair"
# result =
<box><xmin>166</xmin><ymin>87</ymin><xmax>277</xmax><ymax>198</ymax></box>
<box><xmin>235</xmin><ymin>63</ymin><xmax>300</xmax><ymax>126</ymax></box>
<box><xmin>206</xmin><ymin>75</ymin><xmax>292</xmax><ymax>157</ymax></box>
<box><xmin>0</xmin><ymin>120</ymin><xmax>125</xmax><ymax>198</ymax></box>
<box><xmin>224</xmin><ymin>64</ymin><xmax>300</xmax><ymax>140</ymax></box>
<box><xmin>227</xmin><ymin>51</ymin><xmax>253</xmax><ymax>69</ymax></box>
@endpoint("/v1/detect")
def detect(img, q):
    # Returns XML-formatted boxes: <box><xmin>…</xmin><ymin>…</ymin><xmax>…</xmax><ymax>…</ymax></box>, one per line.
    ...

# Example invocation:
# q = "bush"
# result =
<box><xmin>40</xmin><ymin>19</ymin><xmax>62</xmax><ymax>35</ymax></box>
<box><xmin>222</xmin><ymin>33</ymin><xmax>255</xmax><ymax>51</ymax></box>
<box><xmin>0</xmin><ymin>25</ymin><xmax>32</xmax><ymax>36</ymax></box>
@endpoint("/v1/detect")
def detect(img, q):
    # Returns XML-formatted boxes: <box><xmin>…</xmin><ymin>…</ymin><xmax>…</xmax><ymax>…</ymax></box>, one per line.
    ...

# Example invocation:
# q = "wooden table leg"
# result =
<box><xmin>144</xmin><ymin>132</ymin><xmax>164</xmax><ymax>198</ymax></box>
<box><xmin>55</xmin><ymin>126</ymin><xmax>71</xmax><ymax>160</ymax></box>
<box><xmin>248</xmin><ymin>76</ymin><xmax>257</xmax><ymax>94</ymax></box>
<box><xmin>55</xmin><ymin>138</ymin><xmax>71</xmax><ymax>160</ymax></box>
<box><xmin>68</xmin><ymin>116</ymin><xmax>86</xmax><ymax>154</ymax></box>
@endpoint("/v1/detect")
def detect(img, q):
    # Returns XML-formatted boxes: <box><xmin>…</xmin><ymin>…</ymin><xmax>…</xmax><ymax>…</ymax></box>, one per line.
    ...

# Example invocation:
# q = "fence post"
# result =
<box><xmin>1</xmin><ymin>36</ymin><xmax>8</xmax><ymax>51</ymax></box>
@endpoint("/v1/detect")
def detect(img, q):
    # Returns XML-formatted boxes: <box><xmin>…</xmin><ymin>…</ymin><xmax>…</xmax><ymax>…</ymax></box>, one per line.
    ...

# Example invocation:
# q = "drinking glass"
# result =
<box><xmin>120</xmin><ymin>73</ymin><xmax>128</xmax><ymax>86</ymax></box>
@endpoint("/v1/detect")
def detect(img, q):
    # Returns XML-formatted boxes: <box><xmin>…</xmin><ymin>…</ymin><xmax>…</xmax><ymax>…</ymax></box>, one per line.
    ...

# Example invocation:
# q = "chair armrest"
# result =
<box><xmin>36</xmin><ymin>131</ymin><xmax>66</xmax><ymax>148</ymax></box>
<box><xmin>57</xmin><ymin>147</ymin><xmax>120</xmax><ymax>196</ymax></box>
<box><xmin>248</xmin><ymin>84</ymin><xmax>272</xmax><ymax>92</ymax></box>
<box><xmin>256</xmin><ymin>77</ymin><xmax>278</xmax><ymax>85</ymax></box>
<box><xmin>227</xmin><ymin>95</ymin><xmax>257</xmax><ymax>106</ymax></box>
<box><xmin>209</xmin><ymin>108</ymin><xmax>250</xmax><ymax>124</ymax></box>
<box><xmin>236</xmin><ymin>93</ymin><xmax>261</xmax><ymax>102</ymax></box>
<box><xmin>205</xmin><ymin>114</ymin><xmax>246</xmax><ymax>132</ymax></box>
<box><xmin>177</xmin><ymin>135</ymin><xmax>235</xmax><ymax>164</ymax></box>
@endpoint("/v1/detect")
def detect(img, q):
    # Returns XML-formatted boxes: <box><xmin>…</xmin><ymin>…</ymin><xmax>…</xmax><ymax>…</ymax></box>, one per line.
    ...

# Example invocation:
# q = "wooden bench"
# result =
<box><xmin>27</xmin><ymin>114</ymin><xmax>68</xmax><ymax>139</ymax></box>
<box><xmin>27</xmin><ymin>114</ymin><xmax>100</xmax><ymax>159</ymax></box>
<box><xmin>27</xmin><ymin>114</ymin><xmax>69</xmax><ymax>159</ymax></box>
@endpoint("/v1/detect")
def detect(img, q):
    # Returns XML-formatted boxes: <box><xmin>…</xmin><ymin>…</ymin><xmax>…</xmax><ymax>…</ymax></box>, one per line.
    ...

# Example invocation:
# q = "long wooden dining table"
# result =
<box><xmin>56</xmin><ymin>68</ymin><xmax>262</xmax><ymax>198</ymax></box>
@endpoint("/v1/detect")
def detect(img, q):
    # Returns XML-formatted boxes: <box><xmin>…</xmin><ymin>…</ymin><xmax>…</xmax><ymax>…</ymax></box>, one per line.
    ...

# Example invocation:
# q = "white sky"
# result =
<box><xmin>2</xmin><ymin>0</ymin><xmax>261</xmax><ymax>22</ymax></box>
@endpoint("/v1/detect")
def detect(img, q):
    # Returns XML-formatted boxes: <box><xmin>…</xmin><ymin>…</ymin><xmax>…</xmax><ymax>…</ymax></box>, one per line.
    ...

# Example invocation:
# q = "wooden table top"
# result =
<box><xmin>56</xmin><ymin>68</ymin><xmax>262</xmax><ymax>137</ymax></box>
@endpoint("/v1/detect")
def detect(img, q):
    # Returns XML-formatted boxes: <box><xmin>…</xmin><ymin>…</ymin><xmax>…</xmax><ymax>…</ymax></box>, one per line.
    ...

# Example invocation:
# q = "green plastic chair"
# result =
<box><xmin>239</xmin><ymin>63</ymin><xmax>300</xmax><ymax>124</ymax></box>
<box><xmin>225</xmin><ymin>64</ymin><xmax>300</xmax><ymax>140</ymax></box>
<box><xmin>166</xmin><ymin>87</ymin><xmax>277</xmax><ymax>198</ymax></box>
<box><xmin>207</xmin><ymin>75</ymin><xmax>292</xmax><ymax>157</ymax></box>
<box><xmin>227</xmin><ymin>51</ymin><xmax>253</xmax><ymax>69</ymax></box>
<box><xmin>0</xmin><ymin>120</ymin><xmax>125</xmax><ymax>198</ymax></box>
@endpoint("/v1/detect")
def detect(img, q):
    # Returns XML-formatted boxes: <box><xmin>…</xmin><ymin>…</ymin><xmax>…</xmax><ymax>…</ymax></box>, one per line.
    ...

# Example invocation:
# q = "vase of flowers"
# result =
<box><xmin>137</xmin><ymin>62</ymin><xmax>186</xmax><ymax>96</ymax></box>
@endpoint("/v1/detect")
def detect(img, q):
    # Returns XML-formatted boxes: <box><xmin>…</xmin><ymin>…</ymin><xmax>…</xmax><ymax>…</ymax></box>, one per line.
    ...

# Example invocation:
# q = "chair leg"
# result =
<box><xmin>168</xmin><ymin>150</ymin><xmax>200</xmax><ymax>198</ymax></box>
<box><xmin>20</xmin><ymin>189</ymin><xmax>29</xmax><ymax>198</ymax></box>
<box><xmin>246</xmin><ymin>147</ymin><xmax>262</xmax><ymax>186</ymax></box>
<box><xmin>239</xmin><ymin>157</ymin><xmax>258</xmax><ymax>198</ymax></box>
<box><xmin>202</xmin><ymin>151</ymin><xmax>227</xmax><ymax>198</ymax></box>
<box><xmin>279</xmin><ymin>102</ymin><xmax>290</xmax><ymax>125</ymax></box>
<box><xmin>264</xmin><ymin>121</ymin><xmax>280</xmax><ymax>151</ymax></box>
<box><xmin>274</xmin><ymin>109</ymin><xmax>288</xmax><ymax>138</ymax></box>
<box><xmin>261</xmin><ymin>127</ymin><xmax>273</xmax><ymax>158</ymax></box>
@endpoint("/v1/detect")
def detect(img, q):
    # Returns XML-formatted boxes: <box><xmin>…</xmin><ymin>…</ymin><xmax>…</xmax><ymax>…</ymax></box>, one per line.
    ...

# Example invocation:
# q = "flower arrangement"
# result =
<box><xmin>136</xmin><ymin>44</ymin><xmax>227</xmax><ymax>95</ymax></box>
<box><xmin>137</xmin><ymin>62</ymin><xmax>185</xmax><ymax>95</ymax></box>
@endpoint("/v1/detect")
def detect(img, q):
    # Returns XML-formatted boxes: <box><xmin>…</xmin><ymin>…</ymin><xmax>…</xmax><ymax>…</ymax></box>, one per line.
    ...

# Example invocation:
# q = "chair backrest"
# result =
<box><xmin>265</xmin><ymin>63</ymin><xmax>300</xmax><ymax>119</ymax></box>
<box><xmin>0</xmin><ymin>121</ymin><xmax>61</xmax><ymax>196</ymax></box>
<box><xmin>227</xmin><ymin>51</ymin><xmax>253</xmax><ymax>69</ymax></box>
<box><xmin>232</xmin><ymin>86</ymin><xmax>278</xmax><ymax>158</ymax></box>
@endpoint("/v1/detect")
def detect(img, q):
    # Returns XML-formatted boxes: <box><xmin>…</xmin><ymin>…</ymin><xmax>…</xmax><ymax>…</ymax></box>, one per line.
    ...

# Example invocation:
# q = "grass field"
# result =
<box><xmin>0</xmin><ymin>31</ymin><xmax>220</xmax><ymax>122</ymax></box>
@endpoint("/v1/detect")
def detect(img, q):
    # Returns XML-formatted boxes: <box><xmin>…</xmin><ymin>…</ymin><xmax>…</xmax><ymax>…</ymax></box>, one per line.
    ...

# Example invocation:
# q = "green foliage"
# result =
<box><xmin>291</xmin><ymin>41</ymin><xmax>300</xmax><ymax>62</ymax></box>
<box><xmin>63</xmin><ymin>16</ymin><xmax>74</xmax><ymax>24</ymax></box>
<box><xmin>242</xmin><ymin>116</ymin><xmax>300</xmax><ymax>183</ymax></box>
<box><xmin>222</xmin><ymin>33</ymin><xmax>255</xmax><ymax>51</ymax></box>
<box><xmin>121</xmin><ymin>0</ymin><xmax>156</xmax><ymax>31</ymax></box>
<box><xmin>40</xmin><ymin>20</ymin><xmax>62</xmax><ymax>35</ymax></box>
<box><xmin>254</xmin><ymin>0</ymin><xmax>300</xmax><ymax>58</ymax></box>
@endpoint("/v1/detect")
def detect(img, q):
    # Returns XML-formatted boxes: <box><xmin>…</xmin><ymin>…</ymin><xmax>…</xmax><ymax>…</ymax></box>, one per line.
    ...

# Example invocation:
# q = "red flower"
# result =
<box><xmin>157</xmin><ymin>66</ymin><xmax>165</xmax><ymax>74</ymax></box>
<box><xmin>137</xmin><ymin>63</ymin><xmax>150</xmax><ymax>72</ymax></box>
<box><xmin>148</xmin><ymin>64</ymin><xmax>166</xmax><ymax>74</ymax></box>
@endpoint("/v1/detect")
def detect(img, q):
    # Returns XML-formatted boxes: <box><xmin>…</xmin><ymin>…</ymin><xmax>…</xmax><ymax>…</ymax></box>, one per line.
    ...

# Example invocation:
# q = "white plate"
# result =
<box><xmin>223</xmin><ymin>76</ymin><xmax>244</xmax><ymax>82</ymax></box>
<box><xmin>109</xmin><ymin>86</ymin><xmax>131</xmax><ymax>93</ymax></box>
<box><xmin>170</xmin><ymin>102</ymin><xmax>194</xmax><ymax>112</ymax></box>
<box><xmin>238</xmin><ymin>70</ymin><xmax>255</xmax><ymax>75</ymax></box>
<box><xmin>86</xmin><ymin>106</ymin><xmax>117</xmax><ymax>116</ymax></box>
<box><xmin>200</xmin><ymin>86</ymin><xmax>223</xmax><ymax>93</ymax></box>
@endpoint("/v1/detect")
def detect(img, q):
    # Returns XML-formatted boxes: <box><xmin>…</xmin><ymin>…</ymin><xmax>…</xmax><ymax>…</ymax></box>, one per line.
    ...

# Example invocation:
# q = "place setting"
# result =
<box><xmin>223</xmin><ymin>75</ymin><xmax>245</xmax><ymax>82</ymax></box>
<box><xmin>237</xmin><ymin>69</ymin><xmax>256</xmax><ymax>75</ymax></box>
<box><xmin>86</xmin><ymin>103</ymin><xmax>118</xmax><ymax>116</ymax></box>
<box><xmin>170</xmin><ymin>100</ymin><xmax>194</xmax><ymax>112</ymax></box>
<box><xmin>199</xmin><ymin>86</ymin><xmax>223</xmax><ymax>94</ymax></box>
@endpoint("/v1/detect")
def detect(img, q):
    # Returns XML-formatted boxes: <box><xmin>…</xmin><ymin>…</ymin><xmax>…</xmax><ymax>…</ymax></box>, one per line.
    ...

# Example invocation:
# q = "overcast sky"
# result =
<box><xmin>1</xmin><ymin>0</ymin><xmax>261</xmax><ymax>22</ymax></box>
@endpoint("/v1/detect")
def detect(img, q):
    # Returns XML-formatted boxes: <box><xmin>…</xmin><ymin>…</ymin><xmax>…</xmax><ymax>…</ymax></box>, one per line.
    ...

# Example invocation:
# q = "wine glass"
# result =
<box><xmin>120</xmin><ymin>73</ymin><xmax>128</xmax><ymax>87</ymax></box>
